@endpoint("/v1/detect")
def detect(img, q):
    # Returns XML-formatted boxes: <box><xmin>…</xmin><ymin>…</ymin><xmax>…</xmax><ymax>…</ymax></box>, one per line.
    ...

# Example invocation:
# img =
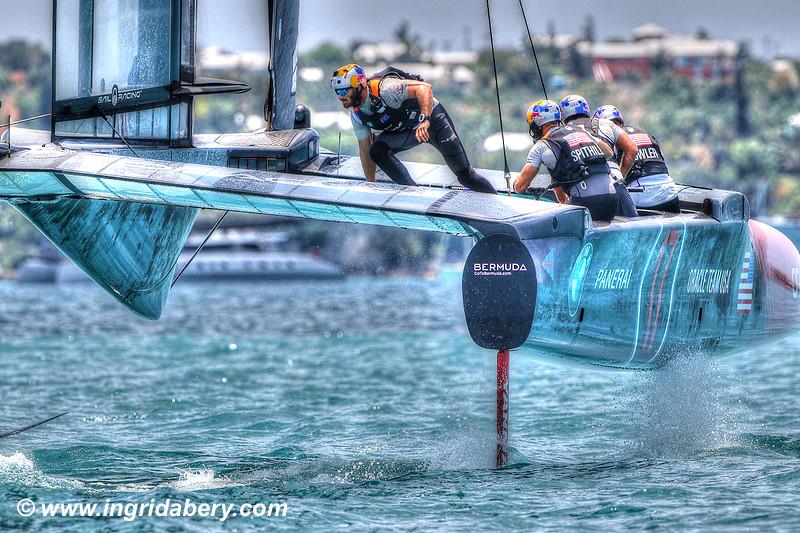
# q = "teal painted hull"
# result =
<box><xmin>521</xmin><ymin>217</ymin><xmax>800</xmax><ymax>368</ymax></box>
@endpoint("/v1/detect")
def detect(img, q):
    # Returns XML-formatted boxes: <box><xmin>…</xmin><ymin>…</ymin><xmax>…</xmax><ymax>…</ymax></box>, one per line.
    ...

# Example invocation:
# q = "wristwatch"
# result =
<box><xmin>418</xmin><ymin>113</ymin><xmax>427</xmax><ymax>123</ymax></box>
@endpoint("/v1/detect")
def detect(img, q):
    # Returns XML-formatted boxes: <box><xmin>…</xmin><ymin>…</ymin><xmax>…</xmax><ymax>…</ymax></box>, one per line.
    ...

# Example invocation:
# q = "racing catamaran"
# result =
<box><xmin>1</xmin><ymin>0</ymin><xmax>798</xmax><ymax>467</ymax></box>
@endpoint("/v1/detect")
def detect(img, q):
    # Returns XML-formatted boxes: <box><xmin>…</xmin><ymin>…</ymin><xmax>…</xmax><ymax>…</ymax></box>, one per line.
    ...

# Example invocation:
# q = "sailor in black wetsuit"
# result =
<box><xmin>560</xmin><ymin>94</ymin><xmax>638</xmax><ymax>218</ymax></box>
<box><xmin>513</xmin><ymin>99</ymin><xmax>618</xmax><ymax>223</ymax></box>
<box><xmin>330</xmin><ymin>64</ymin><xmax>496</xmax><ymax>193</ymax></box>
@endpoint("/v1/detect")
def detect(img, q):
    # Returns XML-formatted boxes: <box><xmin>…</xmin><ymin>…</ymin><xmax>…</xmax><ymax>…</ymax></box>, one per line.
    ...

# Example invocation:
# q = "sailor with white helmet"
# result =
<box><xmin>514</xmin><ymin>99</ymin><xmax>618</xmax><ymax>223</ymax></box>
<box><xmin>593</xmin><ymin>104</ymin><xmax>680</xmax><ymax>212</ymax></box>
<box><xmin>560</xmin><ymin>95</ymin><xmax>639</xmax><ymax>218</ymax></box>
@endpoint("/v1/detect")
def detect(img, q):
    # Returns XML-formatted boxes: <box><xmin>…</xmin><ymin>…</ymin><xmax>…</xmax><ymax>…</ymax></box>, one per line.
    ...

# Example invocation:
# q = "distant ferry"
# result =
<box><xmin>17</xmin><ymin>231</ymin><xmax>343</xmax><ymax>283</ymax></box>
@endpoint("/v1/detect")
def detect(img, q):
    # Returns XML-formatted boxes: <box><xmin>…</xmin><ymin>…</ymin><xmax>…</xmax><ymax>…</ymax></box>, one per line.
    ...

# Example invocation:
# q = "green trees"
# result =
<box><xmin>0</xmin><ymin>40</ymin><xmax>51</xmax><ymax>120</ymax></box>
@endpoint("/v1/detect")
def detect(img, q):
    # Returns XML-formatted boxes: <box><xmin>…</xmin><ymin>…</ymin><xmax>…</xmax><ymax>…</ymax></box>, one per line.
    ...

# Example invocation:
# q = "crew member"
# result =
<box><xmin>514</xmin><ymin>100</ymin><xmax>618</xmax><ymax>223</ymax></box>
<box><xmin>560</xmin><ymin>94</ymin><xmax>638</xmax><ymax>218</ymax></box>
<box><xmin>593</xmin><ymin>104</ymin><xmax>680</xmax><ymax>212</ymax></box>
<box><xmin>330</xmin><ymin>64</ymin><xmax>496</xmax><ymax>193</ymax></box>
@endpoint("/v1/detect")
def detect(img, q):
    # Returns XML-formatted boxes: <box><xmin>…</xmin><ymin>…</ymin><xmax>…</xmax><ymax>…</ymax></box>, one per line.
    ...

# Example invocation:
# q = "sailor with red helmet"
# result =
<box><xmin>330</xmin><ymin>63</ymin><xmax>496</xmax><ymax>194</ymax></box>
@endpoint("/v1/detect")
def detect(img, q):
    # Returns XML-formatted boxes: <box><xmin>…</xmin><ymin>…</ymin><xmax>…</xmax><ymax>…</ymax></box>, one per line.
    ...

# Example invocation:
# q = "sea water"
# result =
<box><xmin>0</xmin><ymin>277</ymin><xmax>798</xmax><ymax>531</ymax></box>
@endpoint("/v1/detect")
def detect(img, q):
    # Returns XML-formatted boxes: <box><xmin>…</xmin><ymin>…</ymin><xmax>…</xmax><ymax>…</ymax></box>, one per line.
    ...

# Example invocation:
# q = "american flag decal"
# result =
<box><xmin>629</xmin><ymin>133</ymin><xmax>653</xmax><ymax>147</ymax></box>
<box><xmin>737</xmin><ymin>248</ymin><xmax>754</xmax><ymax>314</ymax></box>
<box><xmin>565</xmin><ymin>132</ymin><xmax>593</xmax><ymax>148</ymax></box>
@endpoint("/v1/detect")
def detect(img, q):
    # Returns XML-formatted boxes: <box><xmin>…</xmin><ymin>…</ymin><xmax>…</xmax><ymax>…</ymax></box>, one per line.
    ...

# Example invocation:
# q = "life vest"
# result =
<box><xmin>543</xmin><ymin>125</ymin><xmax>610</xmax><ymax>191</ymax></box>
<box><xmin>617</xmin><ymin>126</ymin><xmax>669</xmax><ymax>183</ymax></box>
<box><xmin>353</xmin><ymin>67</ymin><xmax>425</xmax><ymax>132</ymax></box>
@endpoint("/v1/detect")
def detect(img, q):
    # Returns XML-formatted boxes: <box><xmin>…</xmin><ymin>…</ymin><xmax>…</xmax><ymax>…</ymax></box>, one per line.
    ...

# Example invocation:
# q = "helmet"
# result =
<box><xmin>330</xmin><ymin>64</ymin><xmax>367</xmax><ymax>92</ymax></box>
<box><xmin>593</xmin><ymin>104</ymin><xmax>624</xmax><ymax>125</ymax></box>
<box><xmin>559</xmin><ymin>94</ymin><xmax>590</xmax><ymax>120</ymax></box>
<box><xmin>526</xmin><ymin>99</ymin><xmax>561</xmax><ymax>140</ymax></box>
<box><xmin>526</xmin><ymin>99</ymin><xmax>561</xmax><ymax>127</ymax></box>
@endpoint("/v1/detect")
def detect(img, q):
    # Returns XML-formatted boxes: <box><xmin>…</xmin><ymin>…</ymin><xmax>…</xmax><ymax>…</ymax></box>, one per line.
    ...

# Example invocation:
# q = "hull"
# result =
<box><xmin>4</xmin><ymin>146</ymin><xmax>800</xmax><ymax>366</ymax></box>
<box><xmin>517</xmin><ymin>216</ymin><xmax>800</xmax><ymax>369</ymax></box>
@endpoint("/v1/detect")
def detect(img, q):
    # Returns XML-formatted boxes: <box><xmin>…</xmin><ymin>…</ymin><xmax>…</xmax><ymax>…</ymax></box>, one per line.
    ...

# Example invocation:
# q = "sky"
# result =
<box><xmin>1</xmin><ymin>0</ymin><xmax>798</xmax><ymax>59</ymax></box>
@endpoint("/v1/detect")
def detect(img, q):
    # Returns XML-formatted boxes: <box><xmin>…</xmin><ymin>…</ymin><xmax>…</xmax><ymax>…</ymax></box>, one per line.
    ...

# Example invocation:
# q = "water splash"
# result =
<box><xmin>0</xmin><ymin>452</ymin><xmax>34</xmax><ymax>470</ymax></box>
<box><xmin>167</xmin><ymin>468</ymin><xmax>240</xmax><ymax>491</ymax></box>
<box><xmin>627</xmin><ymin>352</ymin><xmax>741</xmax><ymax>457</ymax></box>
<box><xmin>0</xmin><ymin>452</ymin><xmax>84</xmax><ymax>490</ymax></box>
<box><xmin>429</xmin><ymin>425</ymin><xmax>497</xmax><ymax>470</ymax></box>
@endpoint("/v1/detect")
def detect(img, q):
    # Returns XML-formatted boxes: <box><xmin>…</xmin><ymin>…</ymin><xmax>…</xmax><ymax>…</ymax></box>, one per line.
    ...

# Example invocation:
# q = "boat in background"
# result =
<box><xmin>16</xmin><ymin>230</ymin><xmax>343</xmax><ymax>283</ymax></box>
<box><xmin>172</xmin><ymin>230</ymin><xmax>343</xmax><ymax>281</ymax></box>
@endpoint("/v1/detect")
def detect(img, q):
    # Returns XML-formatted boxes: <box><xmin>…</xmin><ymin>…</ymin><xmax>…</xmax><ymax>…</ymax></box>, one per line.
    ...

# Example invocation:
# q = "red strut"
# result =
<box><xmin>496</xmin><ymin>348</ymin><xmax>510</xmax><ymax>468</ymax></box>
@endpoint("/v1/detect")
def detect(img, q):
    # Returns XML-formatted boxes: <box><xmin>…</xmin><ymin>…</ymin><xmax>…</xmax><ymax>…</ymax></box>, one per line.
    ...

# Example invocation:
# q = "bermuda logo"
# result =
<box><xmin>473</xmin><ymin>263</ymin><xmax>528</xmax><ymax>276</ymax></box>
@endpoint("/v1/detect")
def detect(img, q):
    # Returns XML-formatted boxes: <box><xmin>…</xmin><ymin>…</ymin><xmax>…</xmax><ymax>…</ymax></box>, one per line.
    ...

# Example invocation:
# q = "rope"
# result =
<box><xmin>0</xmin><ymin>412</ymin><xmax>68</xmax><ymax>439</ymax></box>
<box><xmin>2</xmin><ymin>113</ymin><xmax>53</xmax><ymax>127</ymax></box>
<box><xmin>171</xmin><ymin>211</ymin><xmax>228</xmax><ymax>288</ymax></box>
<box><xmin>518</xmin><ymin>0</ymin><xmax>549</xmax><ymax>100</ymax></box>
<box><xmin>95</xmin><ymin>107</ymin><xmax>140</xmax><ymax>158</ymax></box>
<box><xmin>485</xmin><ymin>0</ymin><xmax>512</xmax><ymax>196</ymax></box>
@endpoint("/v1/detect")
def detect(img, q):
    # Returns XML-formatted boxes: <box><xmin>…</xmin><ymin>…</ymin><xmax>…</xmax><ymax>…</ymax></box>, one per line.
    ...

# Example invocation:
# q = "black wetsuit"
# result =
<box><xmin>569</xmin><ymin>116</ymin><xmax>638</xmax><ymax>218</ymax></box>
<box><xmin>367</xmin><ymin>104</ymin><xmax>497</xmax><ymax>194</ymax></box>
<box><xmin>570</xmin><ymin>183</ymin><xmax>619</xmax><ymax>223</ymax></box>
<box><xmin>613</xmin><ymin>181</ymin><xmax>639</xmax><ymax>218</ymax></box>
<box><xmin>543</xmin><ymin>125</ymin><xmax>618</xmax><ymax>223</ymax></box>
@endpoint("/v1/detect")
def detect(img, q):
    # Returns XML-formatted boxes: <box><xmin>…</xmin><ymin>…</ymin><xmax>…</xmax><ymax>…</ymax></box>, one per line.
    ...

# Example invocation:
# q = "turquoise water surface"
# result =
<box><xmin>1</xmin><ymin>277</ymin><xmax>799</xmax><ymax>531</ymax></box>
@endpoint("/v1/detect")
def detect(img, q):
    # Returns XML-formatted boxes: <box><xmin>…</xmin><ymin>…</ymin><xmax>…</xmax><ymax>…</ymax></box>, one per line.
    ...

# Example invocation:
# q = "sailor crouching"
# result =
<box><xmin>560</xmin><ymin>94</ymin><xmax>639</xmax><ymax>218</ymax></box>
<box><xmin>330</xmin><ymin>63</ymin><xmax>496</xmax><ymax>194</ymax></box>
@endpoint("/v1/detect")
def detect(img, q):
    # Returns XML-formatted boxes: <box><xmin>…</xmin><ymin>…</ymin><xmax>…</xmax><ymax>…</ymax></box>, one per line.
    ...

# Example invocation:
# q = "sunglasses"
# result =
<box><xmin>334</xmin><ymin>88</ymin><xmax>352</xmax><ymax>96</ymax></box>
